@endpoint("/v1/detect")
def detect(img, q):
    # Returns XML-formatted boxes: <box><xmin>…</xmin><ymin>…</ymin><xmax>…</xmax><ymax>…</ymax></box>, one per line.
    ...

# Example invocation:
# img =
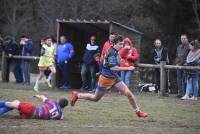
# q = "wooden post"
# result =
<box><xmin>55</xmin><ymin>21</ymin><xmax>60</xmax><ymax>87</ymax></box>
<box><xmin>160</xmin><ymin>61</ymin><xmax>166</xmax><ymax>96</ymax></box>
<box><xmin>1</xmin><ymin>52</ymin><xmax>9</xmax><ymax>82</ymax></box>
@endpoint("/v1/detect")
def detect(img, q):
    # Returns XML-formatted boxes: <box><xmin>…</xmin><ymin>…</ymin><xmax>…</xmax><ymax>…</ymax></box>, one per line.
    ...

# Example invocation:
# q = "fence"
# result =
<box><xmin>2</xmin><ymin>53</ymin><xmax>200</xmax><ymax>96</ymax></box>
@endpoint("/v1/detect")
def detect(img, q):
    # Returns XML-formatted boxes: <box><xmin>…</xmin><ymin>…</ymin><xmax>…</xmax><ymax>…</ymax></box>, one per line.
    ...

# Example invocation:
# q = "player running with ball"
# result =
<box><xmin>71</xmin><ymin>35</ymin><xmax>148</xmax><ymax>118</ymax></box>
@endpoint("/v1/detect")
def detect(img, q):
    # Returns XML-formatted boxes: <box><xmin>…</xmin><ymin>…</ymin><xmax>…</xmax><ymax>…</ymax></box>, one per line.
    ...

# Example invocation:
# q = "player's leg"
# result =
<box><xmin>0</xmin><ymin>107</ymin><xmax>13</xmax><ymax>115</ymax></box>
<box><xmin>71</xmin><ymin>75</ymin><xmax>113</xmax><ymax>106</ymax></box>
<box><xmin>114</xmin><ymin>81</ymin><xmax>148</xmax><ymax>118</ymax></box>
<box><xmin>79</xmin><ymin>88</ymin><xmax>105</xmax><ymax>101</ymax></box>
<box><xmin>0</xmin><ymin>100</ymin><xmax>19</xmax><ymax>115</ymax></box>
<box><xmin>5</xmin><ymin>100</ymin><xmax>20</xmax><ymax>109</ymax></box>
<box><xmin>46</xmin><ymin>65</ymin><xmax>56</xmax><ymax>87</ymax></box>
<box><xmin>34</xmin><ymin>70</ymin><xmax>45</xmax><ymax>92</ymax></box>
<box><xmin>114</xmin><ymin>81</ymin><xmax>139</xmax><ymax>109</ymax></box>
<box><xmin>71</xmin><ymin>88</ymin><xmax>106</xmax><ymax>106</ymax></box>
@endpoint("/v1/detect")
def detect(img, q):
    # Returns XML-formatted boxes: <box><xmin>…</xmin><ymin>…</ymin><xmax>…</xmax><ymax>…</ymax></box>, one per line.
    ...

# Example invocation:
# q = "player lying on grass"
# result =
<box><xmin>0</xmin><ymin>95</ymin><xmax>68</xmax><ymax>120</ymax></box>
<box><xmin>71</xmin><ymin>35</ymin><xmax>148</xmax><ymax>118</ymax></box>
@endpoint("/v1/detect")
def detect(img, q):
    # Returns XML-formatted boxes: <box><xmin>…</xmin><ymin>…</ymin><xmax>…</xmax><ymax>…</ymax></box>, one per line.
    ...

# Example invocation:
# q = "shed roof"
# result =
<box><xmin>56</xmin><ymin>19</ymin><xmax>143</xmax><ymax>35</ymax></box>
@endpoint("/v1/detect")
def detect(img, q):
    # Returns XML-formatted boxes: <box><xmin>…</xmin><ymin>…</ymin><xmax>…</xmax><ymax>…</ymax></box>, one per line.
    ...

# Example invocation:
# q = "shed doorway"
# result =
<box><xmin>57</xmin><ymin>21</ymin><xmax>110</xmax><ymax>89</ymax></box>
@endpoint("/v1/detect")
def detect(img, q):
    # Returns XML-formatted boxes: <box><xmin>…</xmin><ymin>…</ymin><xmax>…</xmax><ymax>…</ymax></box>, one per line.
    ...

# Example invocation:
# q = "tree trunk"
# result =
<box><xmin>191</xmin><ymin>0</ymin><xmax>200</xmax><ymax>31</ymax></box>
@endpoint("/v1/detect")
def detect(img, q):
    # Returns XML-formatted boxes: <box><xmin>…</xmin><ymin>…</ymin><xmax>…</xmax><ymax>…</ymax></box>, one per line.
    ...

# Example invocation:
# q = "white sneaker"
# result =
<box><xmin>190</xmin><ymin>96</ymin><xmax>198</xmax><ymax>101</ymax></box>
<box><xmin>181</xmin><ymin>95</ymin><xmax>190</xmax><ymax>100</ymax></box>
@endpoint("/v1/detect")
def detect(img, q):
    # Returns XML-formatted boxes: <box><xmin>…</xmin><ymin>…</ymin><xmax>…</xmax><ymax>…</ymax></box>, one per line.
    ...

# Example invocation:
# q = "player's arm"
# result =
<box><xmin>110</xmin><ymin>66</ymin><xmax>135</xmax><ymax>71</ymax></box>
<box><xmin>33</xmin><ymin>95</ymin><xmax>47</xmax><ymax>102</ymax></box>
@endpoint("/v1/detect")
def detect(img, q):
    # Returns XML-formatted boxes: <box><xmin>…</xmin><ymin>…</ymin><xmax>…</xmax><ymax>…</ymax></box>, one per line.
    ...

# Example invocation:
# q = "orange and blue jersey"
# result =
<box><xmin>101</xmin><ymin>47</ymin><xmax>120</xmax><ymax>78</ymax></box>
<box><xmin>35</xmin><ymin>98</ymin><xmax>62</xmax><ymax>120</ymax></box>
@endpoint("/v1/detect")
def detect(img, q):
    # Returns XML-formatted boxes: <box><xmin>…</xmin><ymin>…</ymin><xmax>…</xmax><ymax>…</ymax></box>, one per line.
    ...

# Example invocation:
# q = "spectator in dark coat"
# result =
<box><xmin>4</xmin><ymin>36</ymin><xmax>23</xmax><ymax>83</ymax></box>
<box><xmin>174</xmin><ymin>34</ymin><xmax>190</xmax><ymax>97</ymax></box>
<box><xmin>20</xmin><ymin>35</ymin><xmax>33</xmax><ymax>84</ymax></box>
<box><xmin>0</xmin><ymin>36</ymin><xmax>3</xmax><ymax>54</ymax></box>
<box><xmin>150</xmin><ymin>39</ymin><xmax>169</xmax><ymax>96</ymax></box>
<box><xmin>81</xmin><ymin>36</ymin><xmax>100</xmax><ymax>91</ymax></box>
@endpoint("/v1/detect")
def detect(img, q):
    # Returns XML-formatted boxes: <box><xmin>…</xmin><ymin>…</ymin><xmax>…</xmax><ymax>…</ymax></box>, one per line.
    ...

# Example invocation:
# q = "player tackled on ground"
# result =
<box><xmin>0</xmin><ymin>95</ymin><xmax>68</xmax><ymax>120</ymax></box>
<box><xmin>71</xmin><ymin>35</ymin><xmax>148</xmax><ymax>118</ymax></box>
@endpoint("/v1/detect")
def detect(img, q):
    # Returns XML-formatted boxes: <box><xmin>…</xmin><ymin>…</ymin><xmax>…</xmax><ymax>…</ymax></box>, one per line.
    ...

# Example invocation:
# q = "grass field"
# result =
<box><xmin>0</xmin><ymin>82</ymin><xmax>200</xmax><ymax>134</ymax></box>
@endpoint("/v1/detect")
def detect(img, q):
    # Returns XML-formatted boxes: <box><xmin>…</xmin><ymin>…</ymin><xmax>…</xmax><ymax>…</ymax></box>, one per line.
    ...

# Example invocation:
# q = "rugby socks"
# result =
<box><xmin>0</xmin><ymin>107</ymin><xmax>13</xmax><ymax>115</ymax></box>
<box><xmin>35</xmin><ymin>79</ymin><xmax>40</xmax><ymax>87</ymax></box>
<box><xmin>0</xmin><ymin>101</ymin><xmax>13</xmax><ymax>116</ymax></box>
<box><xmin>47</xmin><ymin>75</ymin><xmax>52</xmax><ymax>82</ymax></box>
<box><xmin>134</xmin><ymin>107</ymin><xmax>140</xmax><ymax>113</ymax></box>
<box><xmin>0</xmin><ymin>101</ymin><xmax>6</xmax><ymax>107</ymax></box>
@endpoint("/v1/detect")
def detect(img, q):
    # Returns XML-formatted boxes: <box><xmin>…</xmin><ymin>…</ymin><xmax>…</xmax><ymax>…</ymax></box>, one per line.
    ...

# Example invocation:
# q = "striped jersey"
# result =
<box><xmin>35</xmin><ymin>98</ymin><xmax>62</xmax><ymax>120</ymax></box>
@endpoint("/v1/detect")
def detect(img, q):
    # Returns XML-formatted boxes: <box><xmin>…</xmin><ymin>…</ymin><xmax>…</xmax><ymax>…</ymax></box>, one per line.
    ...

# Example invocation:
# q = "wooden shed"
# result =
<box><xmin>56</xmin><ymin>19</ymin><xmax>143</xmax><ymax>89</ymax></box>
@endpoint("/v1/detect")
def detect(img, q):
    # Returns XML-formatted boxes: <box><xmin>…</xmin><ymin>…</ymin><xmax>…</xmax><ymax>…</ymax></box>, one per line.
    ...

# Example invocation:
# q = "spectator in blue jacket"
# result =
<box><xmin>20</xmin><ymin>35</ymin><xmax>33</xmax><ymax>84</ymax></box>
<box><xmin>81</xmin><ymin>36</ymin><xmax>100</xmax><ymax>91</ymax></box>
<box><xmin>57</xmin><ymin>35</ymin><xmax>74</xmax><ymax>89</ymax></box>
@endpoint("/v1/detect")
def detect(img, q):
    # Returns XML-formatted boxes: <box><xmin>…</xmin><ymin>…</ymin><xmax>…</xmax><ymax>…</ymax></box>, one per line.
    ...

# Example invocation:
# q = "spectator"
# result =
<box><xmin>4</xmin><ymin>36</ymin><xmax>23</xmax><ymax>83</ymax></box>
<box><xmin>57</xmin><ymin>35</ymin><xmax>74</xmax><ymax>90</ymax></box>
<box><xmin>150</xmin><ymin>39</ymin><xmax>169</xmax><ymax>96</ymax></box>
<box><xmin>119</xmin><ymin>37</ymin><xmax>138</xmax><ymax>88</ymax></box>
<box><xmin>34</xmin><ymin>36</ymin><xmax>56</xmax><ymax>92</ymax></box>
<box><xmin>181</xmin><ymin>40</ymin><xmax>200</xmax><ymax>100</ymax></box>
<box><xmin>81</xmin><ymin>36</ymin><xmax>100</xmax><ymax>91</ymax></box>
<box><xmin>100</xmin><ymin>32</ymin><xmax>116</xmax><ymax>63</ymax></box>
<box><xmin>20</xmin><ymin>35</ymin><xmax>33</xmax><ymax>85</ymax></box>
<box><xmin>0</xmin><ymin>36</ymin><xmax>3</xmax><ymax>53</ymax></box>
<box><xmin>174</xmin><ymin>34</ymin><xmax>190</xmax><ymax>97</ymax></box>
<box><xmin>89</xmin><ymin>52</ymin><xmax>101</xmax><ymax>93</ymax></box>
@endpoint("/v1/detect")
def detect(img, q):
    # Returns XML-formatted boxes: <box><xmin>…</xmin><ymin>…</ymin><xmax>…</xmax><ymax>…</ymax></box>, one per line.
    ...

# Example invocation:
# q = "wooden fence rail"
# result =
<box><xmin>2</xmin><ymin>54</ymin><xmax>200</xmax><ymax>96</ymax></box>
<box><xmin>136</xmin><ymin>62</ymin><xmax>200</xmax><ymax>96</ymax></box>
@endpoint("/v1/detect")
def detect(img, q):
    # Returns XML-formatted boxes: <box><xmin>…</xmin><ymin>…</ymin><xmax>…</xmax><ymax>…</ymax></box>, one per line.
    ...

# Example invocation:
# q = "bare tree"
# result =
<box><xmin>191</xmin><ymin>0</ymin><xmax>200</xmax><ymax>31</ymax></box>
<box><xmin>2</xmin><ymin>0</ymin><xmax>33</xmax><ymax>39</ymax></box>
<box><xmin>35</xmin><ymin>0</ymin><xmax>68</xmax><ymax>35</ymax></box>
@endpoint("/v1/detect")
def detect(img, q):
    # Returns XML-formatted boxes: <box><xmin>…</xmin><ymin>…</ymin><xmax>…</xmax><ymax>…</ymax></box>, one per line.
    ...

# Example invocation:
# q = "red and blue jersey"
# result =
<box><xmin>35</xmin><ymin>98</ymin><xmax>62</xmax><ymax>120</ymax></box>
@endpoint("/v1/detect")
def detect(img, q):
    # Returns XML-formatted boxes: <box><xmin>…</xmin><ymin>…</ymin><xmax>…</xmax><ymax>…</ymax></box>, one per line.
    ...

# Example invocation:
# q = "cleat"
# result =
<box><xmin>46</xmin><ymin>80</ymin><xmax>52</xmax><ymax>88</ymax></box>
<box><xmin>136</xmin><ymin>111</ymin><xmax>148</xmax><ymax>118</ymax></box>
<box><xmin>71</xmin><ymin>91</ymin><xmax>78</xmax><ymax>106</ymax></box>
<box><xmin>33</xmin><ymin>86</ymin><xmax>39</xmax><ymax>93</ymax></box>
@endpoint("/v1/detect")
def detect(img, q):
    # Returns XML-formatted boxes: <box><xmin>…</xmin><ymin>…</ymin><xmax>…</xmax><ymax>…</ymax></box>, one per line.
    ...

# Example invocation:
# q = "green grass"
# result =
<box><xmin>0</xmin><ymin>82</ymin><xmax>200</xmax><ymax>134</ymax></box>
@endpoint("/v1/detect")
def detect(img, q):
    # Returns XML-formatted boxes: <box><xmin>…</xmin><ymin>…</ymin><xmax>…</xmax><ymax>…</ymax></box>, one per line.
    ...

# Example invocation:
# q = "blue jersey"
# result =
<box><xmin>57</xmin><ymin>42</ymin><xmax>74</xmax><ymax>64</ymax></box>
<box><xmin>35</xmin><ymin>99</ymin><xmax>62</xmax><ymax>120</ymax></box>
<box><xmin>101</xmin><ymin>47</ymin><xmax>120</xmax><ymax>78</ymax></box>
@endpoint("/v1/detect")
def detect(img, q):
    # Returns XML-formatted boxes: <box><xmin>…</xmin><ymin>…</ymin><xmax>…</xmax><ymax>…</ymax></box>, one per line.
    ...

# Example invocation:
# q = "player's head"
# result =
<box><xmin>45</xmin><ymin>36</ymin><xmax>53</xmax><ymax>45</ymax></box>
<box><xmin>93</xmin><ymin>53</ymin><xmax>100</xmax><ymax>62</ymax></box>
<box><xmin>109</xmin><ymin>32</ymin><xmax>116</xmax><ymax>43</ymax></box>
<box><xmin>113</xmin><ymin>35</ymin><xmax>124</xmax><ymax>51</ymax></box>
<box><xmin>58</xmin><ymin>98</ymin><xmax>68</xmax><ymax>109</ymax></box>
